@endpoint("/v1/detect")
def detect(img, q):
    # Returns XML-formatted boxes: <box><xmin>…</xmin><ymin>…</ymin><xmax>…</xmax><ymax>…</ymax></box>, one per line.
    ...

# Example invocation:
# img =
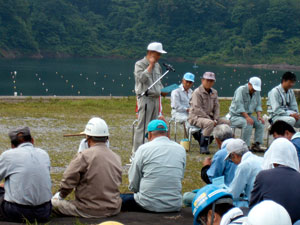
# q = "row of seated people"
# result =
<box><xmin>171</xmin><ymin>70</ymin><xmax>300</xmax><ymax>154</ymax></box>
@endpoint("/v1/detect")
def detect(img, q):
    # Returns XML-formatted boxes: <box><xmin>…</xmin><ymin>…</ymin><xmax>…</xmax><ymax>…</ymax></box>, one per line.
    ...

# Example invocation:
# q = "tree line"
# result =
<box><xmin>1</xmin><ymin>0</ymin><xmax>300</xmax><ymax>65</ymax></box>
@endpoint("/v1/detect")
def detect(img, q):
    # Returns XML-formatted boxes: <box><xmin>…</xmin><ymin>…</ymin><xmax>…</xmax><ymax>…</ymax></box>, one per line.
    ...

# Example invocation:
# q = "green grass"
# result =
<box><xmin>0</xmin><ymin>97</ymin><xmax>268</xmax><ymax>196</ymax></box>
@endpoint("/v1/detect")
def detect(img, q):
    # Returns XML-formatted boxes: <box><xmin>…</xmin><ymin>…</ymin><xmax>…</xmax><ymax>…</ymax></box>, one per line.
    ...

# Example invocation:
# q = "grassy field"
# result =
<box><xmin>0</xmin><ymin>97</ymin><xmax>268</xmax><ymax>196</ymax></box>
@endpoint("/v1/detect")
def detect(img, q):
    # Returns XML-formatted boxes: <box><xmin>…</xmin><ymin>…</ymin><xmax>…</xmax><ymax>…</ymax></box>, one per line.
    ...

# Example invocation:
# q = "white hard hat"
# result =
<box><xmin>147</xmin><ymin>42</ymin><xmax>167</xmax><ymax>54</ymax></box>
<box><xmin>243</xmin><ymin>200</ymin><xmax>292</xmax><ymax>225</ymax></box>
<box><xmin>80</xmin><ymin>117</ymin><xmax>109</xmax><ymax>137</ymax></box>
<box><xmin>249</xmin><ymin>77</ymin><xmax>261</xmax><ymax>91</ymax></box>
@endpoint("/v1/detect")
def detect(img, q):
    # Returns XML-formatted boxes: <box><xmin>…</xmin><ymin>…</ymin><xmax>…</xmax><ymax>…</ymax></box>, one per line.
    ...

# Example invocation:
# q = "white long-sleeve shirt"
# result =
<box><xmin>128</xmin><ymin>136</ymin><xmax>186</xmax><ymax>212</ymax></box>
<box><xmin>171</xmin><ymin>84</ymin><xmax>193</xmax><ymax>113</ymax></box>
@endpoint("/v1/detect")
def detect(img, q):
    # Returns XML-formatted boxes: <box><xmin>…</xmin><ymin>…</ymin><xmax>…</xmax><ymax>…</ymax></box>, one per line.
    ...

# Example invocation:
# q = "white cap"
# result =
<box><xmin>243</xmin><ymin>200</ymin><xmax>292</xmax><ymax>225</ymax></box>
<box><xmin>147</xmin><ymin>42</ymin><xmax>167</xmax><ymax>54</ymax></box>
<box><xmin>80</xmin><ymin>117</ymin><xmax>109</xmax><ymax>137</ymax></box>
<box><xmin>202</xmin><ymin>72</ymin><xmax>216</xmax><ymax>81</ymax></box>
<box><xmin>249</xmin><ymin>77</ymin><xmax>261</xmax><ymax>91</ymax></box>
<box><xmin>224</xmin><ymin>139</ymin><xmax>248</xmax><ymax>160</ymax></box>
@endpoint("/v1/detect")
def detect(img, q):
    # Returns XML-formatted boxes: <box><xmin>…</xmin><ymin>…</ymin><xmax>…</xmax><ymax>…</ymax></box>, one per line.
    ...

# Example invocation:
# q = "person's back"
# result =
<box><xmin>207</xmin><ymin>147</ymin><xmax>236</xmax><ymax>186</ymax></box>
<box><xmin>250</xmin><ymin>166</ymin><xmax>300</xmax><ymax>223</ymax></box>
<box><xmin>61</xmin><ymin>142</ymin><xmax>122</xmax><ymax>216</ymax></box>
<box><xmin>291</xmin><ymin>133</ymin><xmax>300</xmax><ymax>163</ymax></box>
<box><xmin>224</xmin><ymin>139</ymin><xmax>263</xmax><ymax>207</ymax></box>
<box><xmin>231</xmin><ymin>152</ymin><xmax>262</xmax><ymax>204</ymax></box>
<box><xmin>0</xmin><ymin>143</ymin><xmax>52</xmax><ymax>206</ymax></box>
<box><xmin>130</xmin><ymin>136</ymin><xmax>186</xmax><ymax>212</ymax></box>
<box><xmin>0</xmin><ymin>127</ymin><xmax>52</xmax><ymax>223</ymax></box>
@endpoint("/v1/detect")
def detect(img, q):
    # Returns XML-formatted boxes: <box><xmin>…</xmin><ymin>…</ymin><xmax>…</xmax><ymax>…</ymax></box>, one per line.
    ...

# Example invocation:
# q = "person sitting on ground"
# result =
<box><xmin>250</xmin><ymin>138</ymin><xmax>300</xmax><ymax>223</ymax></box>
<box><xmin>269</xmin><ymin>120</ymin><xmax>300</xmax><ymax>163</ymax></box>
<box><xmin>245</xmin><ymin>200</ymin><xmax>292</xmax><ymax>225</ymax></box>
<box><xmin>0</xmin><ymin>127</ymin><xmax>52</xmax><ymax>223</ymax></box>
<box><xmin>188</xmin><ymin>72</ymin><xmax>230</xmax><ymax>154</ymax></box>
<box><xmin>229</xmin><ymin>77</ymin><xmax>265</xmax><ymax>152</ymax></box>
<box><xmin>183</xmin><ymin>125</ymin><xmax>236</xmax><ymax>207</ymax></box>
<box><xmin>201</xmin><ymin>124</ymin><xmax>237</xmax><ymax>187</ymax></box>
<box><xmin>192</xmin><ymin>184</ymin><xmax>247</xmax><ymax>225</ymax></box>
<box><xmin>225</xmin><ymin>139</ymin><xmax>263</xmax><ymax>207</ymax></box>
<box><xmin>267</xmin><ymin>71</ymin><xmax>300</xmax><ymax>127</ymax></box>
<box><xmin>122</xmin><ymin>119</ymin><xmax>186</xmax><ymax>212</ymax></box>
<box><xmin>171</xmin><ymin>72</ymin><xmax>194</xmax><ymax>123</ymax></box>
<box><xmin>52</xmin><ymin>117</ymin><xmax>122</xmax><ymax>218</ymax></box>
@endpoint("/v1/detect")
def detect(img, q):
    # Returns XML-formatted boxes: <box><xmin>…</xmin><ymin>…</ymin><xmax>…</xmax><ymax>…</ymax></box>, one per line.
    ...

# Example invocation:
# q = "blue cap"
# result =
<box><xmin>192</xmin><ymin>185</ymin><xmax>233</xmax><ymax>225</ymax></box>
<box><xmin>145</xmin><ymin>119</ymin><xmax>168</xmax><ymax>138</ymax></box>
<box><xmin>183</xmin><ymin>72</ymin><xmax>195</xmax><ymax>82</ymax></box>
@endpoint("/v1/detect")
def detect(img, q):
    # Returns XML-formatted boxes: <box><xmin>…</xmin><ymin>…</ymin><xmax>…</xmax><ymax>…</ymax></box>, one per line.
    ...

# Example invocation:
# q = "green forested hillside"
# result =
<box><xmin>1</xmin><ymin>0</ymin><xmax>300</xmax><ymax>64</ymax></box>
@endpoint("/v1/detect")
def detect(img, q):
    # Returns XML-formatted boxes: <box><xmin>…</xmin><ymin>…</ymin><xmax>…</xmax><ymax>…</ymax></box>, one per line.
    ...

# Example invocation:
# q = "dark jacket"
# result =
<box><xmin>250</xmin><ymin>166</ymin><xmax>300</xmax><ymax>223</ymax></box>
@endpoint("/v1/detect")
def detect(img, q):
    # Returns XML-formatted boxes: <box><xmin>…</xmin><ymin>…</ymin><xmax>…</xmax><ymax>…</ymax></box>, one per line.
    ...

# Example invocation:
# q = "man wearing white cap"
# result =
<box><xmin>225</xmin><ymin>139</ymin><xmax>263</xmax><ymax>207</ymax></box>
<box><xmin>229</xmin><ymin>77</ymin><xmax>265</xmax><ymax>152</ymax></box>
<box><xmin>188</xmin><ymin>72</ymin><xmax>230</xmax><ymax>154</ymax></box>
<box><xmin>171</xmin><ymin>72</ymin><xmax>195</xmax><ymax>123</ymax></box>
<box><xmin>133</xmin><ymin>42</ymin><xmax>167</xmax><ymax>153</ymax></box>
<box><xmin>52</xmin><ymin>117</ymin><xmax>122</xmax><ymax>218</ymax></box>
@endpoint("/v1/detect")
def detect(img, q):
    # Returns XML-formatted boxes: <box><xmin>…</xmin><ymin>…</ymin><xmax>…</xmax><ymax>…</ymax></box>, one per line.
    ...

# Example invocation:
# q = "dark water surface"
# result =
<box><xmin>1</xmin><ymin>58</ymin><xmax>299</xmax><ymax>97</ymax></box>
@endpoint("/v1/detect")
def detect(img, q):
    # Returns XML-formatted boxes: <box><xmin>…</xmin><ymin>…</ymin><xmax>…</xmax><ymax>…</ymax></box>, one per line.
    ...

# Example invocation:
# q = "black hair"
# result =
<box><xmin>281</xmin><ymin>71</ymin><xmax>297</xmax><ymax>83</ymax></box>
<box><xmin>198</xmin><ymin>198</ymin><xmax>233</xmax><ymax>223</ymax></box>
<box><xmin>11</xmin><ymin>135</ymin><xmax>32</xmax><ymax>147</ymax></box>
<box><xmin>88</xmin><ymin>136</ymin><xmax>108</xmax><ymax>143</ymax></box>
<box><xmin>269</xmin><ymin>120</ymin><xmax>296</xmax><ymax>135</ymax></box>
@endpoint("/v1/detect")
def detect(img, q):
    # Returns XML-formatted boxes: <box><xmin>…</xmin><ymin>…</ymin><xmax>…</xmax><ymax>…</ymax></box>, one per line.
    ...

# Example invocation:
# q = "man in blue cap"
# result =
<box><xmin>121</xmin><ymin>119</ymin><xmax>186</xmax><ymax>212</ymax></box>
<box><xmin>171</xmin><ymin>72</ymin><xmax>195</xmax><ymax>123</ymax></box>
<box><xmin>192</xmin><ymin>185</ymin><xmax>247</xmax><ymax>225</ymax></box>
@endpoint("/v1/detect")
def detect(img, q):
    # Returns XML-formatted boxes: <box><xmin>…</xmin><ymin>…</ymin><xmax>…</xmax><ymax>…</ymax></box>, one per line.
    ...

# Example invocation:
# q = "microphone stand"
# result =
<box><xmin>138</xmin><ymin>65</ymin><xmax>174</xmax><ymax>144</ymax></box>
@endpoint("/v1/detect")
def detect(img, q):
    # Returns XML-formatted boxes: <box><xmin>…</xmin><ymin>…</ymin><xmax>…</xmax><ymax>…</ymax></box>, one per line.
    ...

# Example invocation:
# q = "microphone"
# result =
<box><xmin>163</xmin><ymin>63</ymin><xmax>175</xmax><ymax>72</ymax></box>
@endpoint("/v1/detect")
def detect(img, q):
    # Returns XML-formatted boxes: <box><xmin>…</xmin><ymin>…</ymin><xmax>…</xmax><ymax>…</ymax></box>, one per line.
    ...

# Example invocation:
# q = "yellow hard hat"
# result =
<box><xmin>98</xmin><ymin>222</ymin><xmax>124</xmax><ymax>225</ymax></box>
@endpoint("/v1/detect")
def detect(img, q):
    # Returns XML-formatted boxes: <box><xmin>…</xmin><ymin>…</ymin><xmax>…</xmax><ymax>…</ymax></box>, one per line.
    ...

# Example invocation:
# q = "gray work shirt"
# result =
<box><xmin>134</xmin><ymin>57</ymin><xmax>164</xmax><ymax>97</ymax></box>
<box><xmin>171</xmin><ymin>84</ymin><xmax>193</xmax><ymax>113</ymax></box>
<box><xmin>267</xmin><ymin>84</ymin><xmax>299</xmax><ymax>117</ymax></box>
<box><xmin>0</xmin><ymin>142</ymin><xmax>52</xmax><ymax>205</ymax></box>
<box><xmin>229</xmin><ymin>84</ymin><xmax>262</xmax><ymax>116</ymax></box>
<box><xmin>128</xmin><ymin>136</ymin><xmax>186</xmax><ymax>212</ymax></box>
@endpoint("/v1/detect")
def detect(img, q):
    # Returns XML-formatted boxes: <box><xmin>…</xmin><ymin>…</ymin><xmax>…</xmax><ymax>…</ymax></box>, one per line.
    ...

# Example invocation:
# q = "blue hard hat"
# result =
<box><xmin>183</xmin><ymin>72</ymin><xmax>195</xmax><ymax>82</ymax></box>
<box><xmin>192</xmin><ymin>185</ymin><xmax>233</xmax><ymax>225</ymax></box>
<box><xmin>145</xmin><ymin>119</ymin><xmax>168</xmax><ymax>138</ymax></box>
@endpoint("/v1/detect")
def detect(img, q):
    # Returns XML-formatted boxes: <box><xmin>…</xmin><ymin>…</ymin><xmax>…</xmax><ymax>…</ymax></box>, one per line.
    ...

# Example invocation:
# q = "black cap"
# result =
<box><xmin>8</xmin><ymin>127</ymin><xmax>31</xmax><ymax>141</ymax></box>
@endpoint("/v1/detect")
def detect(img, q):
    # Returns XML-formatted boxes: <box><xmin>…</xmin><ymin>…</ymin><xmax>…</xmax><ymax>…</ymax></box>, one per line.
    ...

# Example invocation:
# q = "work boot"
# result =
<box><xmin>251</xmin><ymin>142</ymin><xmax>264</xmax><ymax>153</ymax></box>
<box><xmin>209</xmin><ymin>135</ymin><xmax>214</xmax><ymax>144</ymax></box>
<box><xmin>200</xmin><ymin>136</ymin><xmax>210</xmax><ymax>154</ymax></box>
<box><xmin>192</xmin><ymin>130</ymin><xmax>202</xmax><ymax>145</ymax></box>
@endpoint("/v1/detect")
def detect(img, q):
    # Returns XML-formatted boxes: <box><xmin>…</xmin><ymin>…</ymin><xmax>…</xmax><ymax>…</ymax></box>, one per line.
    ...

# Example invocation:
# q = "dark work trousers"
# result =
<box><xmin>120</xmin><ymin>193</ymin><xmax>150</xmax><ymax>212</ymax></box>
<box><xmin>0</xmin><ymin>187</ymin><xmax>52</xmax><ymax>223</ymax></box>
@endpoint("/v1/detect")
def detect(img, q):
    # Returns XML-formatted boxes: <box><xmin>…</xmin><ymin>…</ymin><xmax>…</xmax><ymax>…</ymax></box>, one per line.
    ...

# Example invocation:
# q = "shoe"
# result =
<box><xmin>192</xmin><ymin>130</ymin><xmax>202</xmax><ymax>145</ymax></box>
<box><xmin>200</xmin><ymin>136</ymin><xmax>210</xmax><ymax>154</ymax></box>
<box><xmin>251</xmin><ymin>142</ymin><xmax>264</xmax><ymax>153</ymax></box>
<box><xmin>209</xmin><ymin>135</ymin><xmax>214</xmax><ymax>144</ymax></box>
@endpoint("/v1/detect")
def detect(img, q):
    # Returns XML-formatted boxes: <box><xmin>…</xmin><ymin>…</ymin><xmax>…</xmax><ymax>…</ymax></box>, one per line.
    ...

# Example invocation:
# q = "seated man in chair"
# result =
<box><xmin>229</xmin><ymin>77</ymin><xmax>265</xmax><ymax>152</ymax></box>
<box><xmin>267</xmin><ymin>71</ymin><xmax>300</xmax><ymax>128</ymax></box>
<box><xmin>188</xmin><ymin>72</ymin><xmax>230</xmax><ymax>154</ymax></box>
<box><xmin>171</xmin><ymin>72</ymin><xmax>194</xmax><ymax>123</ymax></box>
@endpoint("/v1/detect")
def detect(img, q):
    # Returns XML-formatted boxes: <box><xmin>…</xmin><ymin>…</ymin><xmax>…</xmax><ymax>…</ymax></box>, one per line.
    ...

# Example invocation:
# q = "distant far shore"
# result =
<box><xmin>223</xmin><ymin>63</ymin><xmax>300</xmax><ymax>72</ymax></box>
<box><xmin>1</xmin><ymin>49</ymin><xmax>300</xmax><ymax>72</ymax></box>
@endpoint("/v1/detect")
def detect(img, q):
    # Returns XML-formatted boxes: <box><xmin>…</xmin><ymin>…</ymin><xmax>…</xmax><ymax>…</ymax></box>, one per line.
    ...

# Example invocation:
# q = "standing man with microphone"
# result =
<box><xmin>132</xmin><ymin>42</ymin><xmax>167</xmax><ymax>154</ymax></box>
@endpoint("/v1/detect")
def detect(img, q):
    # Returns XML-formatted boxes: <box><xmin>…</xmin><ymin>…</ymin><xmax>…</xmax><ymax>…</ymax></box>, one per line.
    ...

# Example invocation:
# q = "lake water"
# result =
<box><xmin>0</xmin><ymin>58</ymin><xmax>299</xmax><ymax>97</ymax></box>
